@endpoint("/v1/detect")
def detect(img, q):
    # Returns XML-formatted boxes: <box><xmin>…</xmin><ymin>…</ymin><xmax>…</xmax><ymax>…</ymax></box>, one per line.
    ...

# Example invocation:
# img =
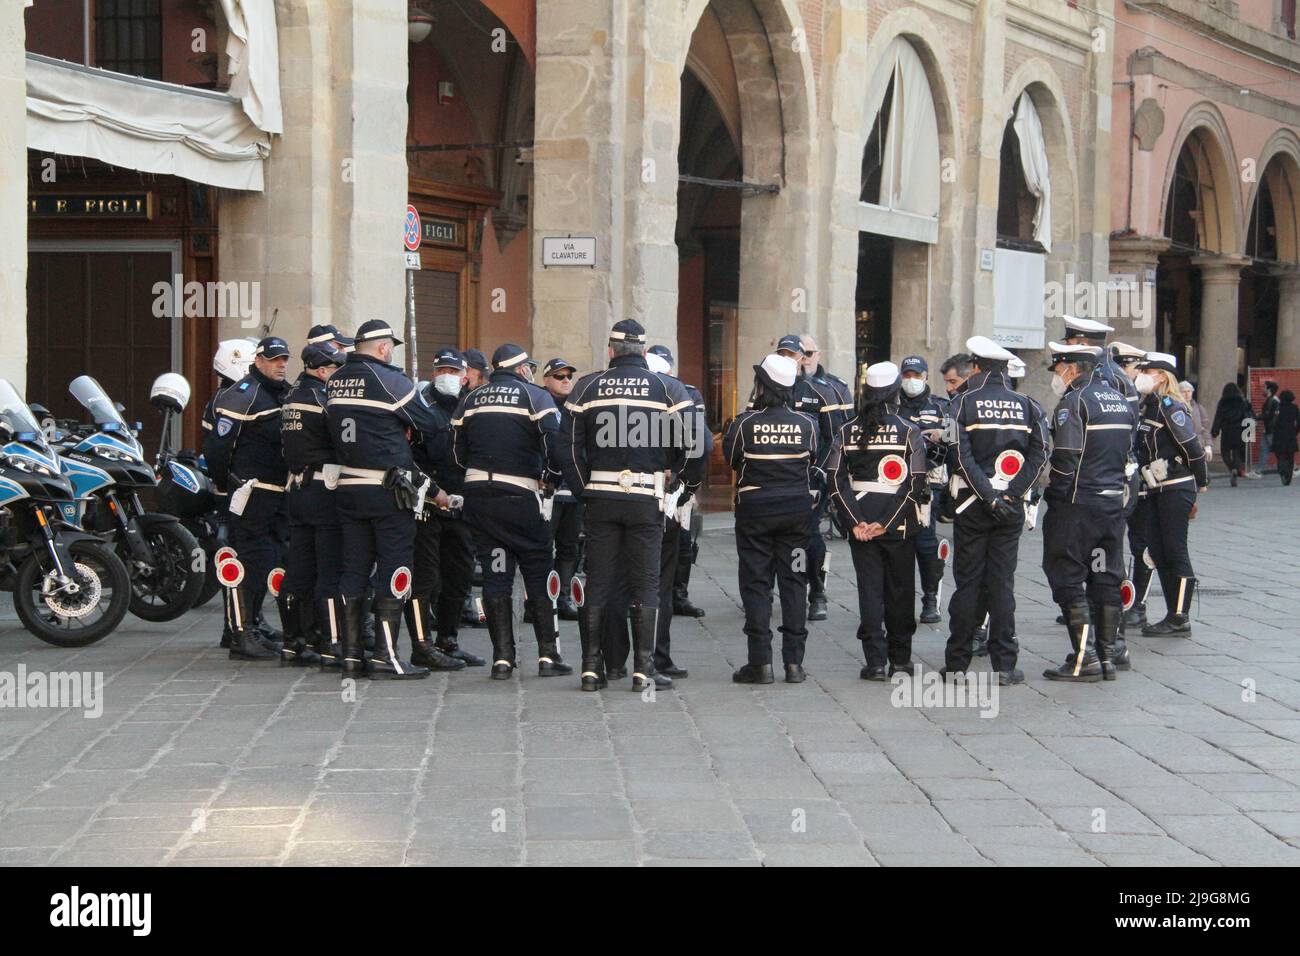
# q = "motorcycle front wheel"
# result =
<box><xmin>126</xmin><ymin>520</ymin><xmax>206</xmax><ymax>622</ymax></box>
<box><xmin>14</xmin><ymin>540</ymin><xmax>131</xmax><ymax>646</ymax></box>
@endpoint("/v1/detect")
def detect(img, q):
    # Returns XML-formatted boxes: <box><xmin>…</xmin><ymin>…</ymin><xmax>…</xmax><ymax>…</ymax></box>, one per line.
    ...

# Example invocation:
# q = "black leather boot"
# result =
<box><xmin>1044</xmin><ymin>603</ymin><xmax>1103</xmax><ymax>681</ymax></box>
<box><xmin>1098</xmin><ymin>604</ymin><xmax>1122</xmax><ymax>681</ymax></box>
<box><xmin>317</xmin><ymin>597</ymin><xmax>343</xmax><ymax>670</ymax></box>
<box><xmin>249</xmin><ymin>586</ymin><xmax>282</xmax><ymax>647</ymax></box>
<box><xmin>461</xmin><ymin>593</ymin><xmax>484</xmax><ymax>628</ymax></box>
<box><xmin>734</xmin><ymin>663</ymin><xmax>775</xmax><ymax>684</ymax></box>
<box><xmin>529</xmin><ymin>599</ymin><xmax>573</xmax><ymax>676</ymax></box>
<box><xmin>367</xmin><ymin>596</ymin><xmax>429</xmax><ymax>679</ymax></box>
<box><xmin>1143</xmin><ymin>576</ymin><xmax>1194</xmax><ymax>636</ymax></box>
<box><xmin>359</xmin><ymin>593</ymin><xmax>376</xmax><ymax>654</ymax></box>
<box><xmin>278</xmin><ymin>593</ymin><xmax>321</xmax><ymax>667</ymax></box>
<box><xmin>807</xmin><ymin>570</ymin><xmax>828</xmax><ymax>622</ymax></box>
<box><xmin>228</xmin><ymin>585</ymin><xmax>277</xmax><ymax>661</ymax></box>
<box><xmin>484</xmin><ymin>596</ymin><xmax>516</xmax><ymax>679</ymax></box>
<box><xmin>1125</xmin><ymin>560</ymin><xmax>1153</xmax><ymax>627</ymax></box>
<box><xmin>672</xmin><ymin>559</ymin><xmax>706</xmax><ymax>618</ymax></box>
<box><xmin>630</xmin><ymin>605</ymin><xmax>671</xmax><ymax>690</ymax></box>
<box><xmin>555</xmin><ymin>560</ymin><xmax>580</xmax><ymax>621</ymax></box>
<box><xmin>578</xmin><ymin>604</ymin><xmax>606</xmax><ymax>691</ymax></box>
<box><xmin>919</xmin><ymin>590</ymin><xmax>940</xmax><ymax>624</ymax></box>
<box><xmin>339</xmin><ymin>596</ymin><xmax>366</xmax><ymax>678</ymax></box>
<box><xmin>405</xmin><ymin>598</ymin><xmax>466</xmax><ymax>671</ymax></box>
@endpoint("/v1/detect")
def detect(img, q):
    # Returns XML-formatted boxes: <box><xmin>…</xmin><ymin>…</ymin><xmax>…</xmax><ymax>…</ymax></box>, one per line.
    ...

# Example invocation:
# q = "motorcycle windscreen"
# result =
<box><xmin>0</xmin><ymin>379</ymin><xmax>52</xmax><ymax>450</ymax></box>
<box><xmin>69</xmin><ymin>375</ymin><xmax>143</xmax><ymax>454</ymax></box>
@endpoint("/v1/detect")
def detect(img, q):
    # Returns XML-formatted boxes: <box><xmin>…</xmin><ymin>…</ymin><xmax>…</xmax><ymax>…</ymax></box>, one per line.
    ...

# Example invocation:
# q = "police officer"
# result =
<box><xmin>404</xmin><ymin>348</ymin><xmax>479</xmax><ymax>671</ymax></box>
<box><xmin>1063</xmin><ymin>316</ymin><xmax>1140</xmax><ymax>413</ymax></box>
<box><xmin>541</xmin><ymin>357</ymin><xmax>583</xmax><ymax>621</ymax></box>
<box><xmin>648</xmin><ymin>345</ymin><xmax>709</xmax><ymax>621</ymax></box>
<box><xmin>939</xmin><ymin>353</ymin><xmax>975</xmax><ymax>399</ymax></box>
<box><xmin>463</xmin><ymin>348</ymin><xmax>490</xmax><ymax>391</ymax></box>
<box><xmin>559</xmin><ymin>319</ymin><xmax>691</xmax><ymax>691</ymax></box>
<box><xmin>452</xmin><ymin>344</ymin><xmax>570</xmax><ymax>679</ymax></box>
<box><xmin>943</xmin><ymin>336</ymin><xmax>1049</xmax><ymax>684</ymax></box>
<box><xmin>773</xmin><ymin>335</ymin><xmax>835</xmax><ymax>621</ymax></box>
<box><xmin>896</xmin><ymin>355</ymin><xmax>950</xmax><ymax>625</ymax></box>
<box><xmin>279</xmin><ymin>342</ymin><xmax>348</xmax><ymax>667</ymax></box>
<box><xmin>724</xmin><ymin>354</ymin><xmax>817</xmax><ymax>684</ymax></box>
<box><xmin>828</xmin><ymin>361</ymin><xmax>930</xmax><ymax>680</ymax></box>
<box><xmin>1134</xmin><ymin>352</ymin><xmax>1208</xmax><ymax>636</ymax></box>
<box><xmin>326</xmin><ymin>320</ymin><xmax>445</xmax><ymax>679</ymax></box>
<box><xmin>307</xmin><ymin>324</ymin><xmax>356</xmax><ymax>353</ymax></box>
<box><xmin>1111</xmin><ymin>341</ymin><xmax>1156</xmax><ymax>628</ymax></box>
<box><xmin>204</xmin><ymin>336</ymin><xmax>293</xmax><ymax>661</ymax></box>
<box><xmin>1040</xmin><ymin>343</ymin><xmax>1136</xmax><ymax>682</ymax></box>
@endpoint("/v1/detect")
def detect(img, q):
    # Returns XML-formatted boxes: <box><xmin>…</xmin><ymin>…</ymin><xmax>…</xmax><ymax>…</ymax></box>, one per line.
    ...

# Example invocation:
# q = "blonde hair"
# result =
<box><xmin>1152</xmin><ymin>368</ymin><xmax>1183</xmax><ymax>403</ymax></box>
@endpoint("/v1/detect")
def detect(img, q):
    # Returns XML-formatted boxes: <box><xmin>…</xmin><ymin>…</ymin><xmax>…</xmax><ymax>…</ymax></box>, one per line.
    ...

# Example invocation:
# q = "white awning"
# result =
<box><xmin>220</xmin><ymin>0</ymin><xmax>283</xmax><ymax>135</ymax></box>
<box><xmin>992</xmin><ymin>247</ymin><xmax>1046</xmax><ymax>349</ymax></box>
<box><xmin>859</xmin><ymin>36</ymin><xmax>941</xmax><ymax>244</ymax></box>
<box><xmin>1012</xmin><ymin>92</ymin><xmax>1052</xmax><ymax>253</ymax></box>
<box><xmin>26</xmin><ymin>54</ymin><xmax>271</xmax><ymax>191</ymax></box>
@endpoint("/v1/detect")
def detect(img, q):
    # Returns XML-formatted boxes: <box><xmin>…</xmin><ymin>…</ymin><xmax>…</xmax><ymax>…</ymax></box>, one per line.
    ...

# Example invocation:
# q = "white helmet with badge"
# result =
<box><xmin>213</xmin><ymin>338</ymin><xmax>258</xmax><ymax>382</ymax></box>
<box><xmin>149</xmin><ymin>372</ymin><xmax>192</xmax><ymax>413</ymax></box>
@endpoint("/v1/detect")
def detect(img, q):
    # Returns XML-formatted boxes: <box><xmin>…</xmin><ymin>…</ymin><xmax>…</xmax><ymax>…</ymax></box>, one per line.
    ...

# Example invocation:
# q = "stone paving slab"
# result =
<box><xmin>0</xmin><ymin>480</ymin><xmax>1297</xmax><ymax>865</ymax></box>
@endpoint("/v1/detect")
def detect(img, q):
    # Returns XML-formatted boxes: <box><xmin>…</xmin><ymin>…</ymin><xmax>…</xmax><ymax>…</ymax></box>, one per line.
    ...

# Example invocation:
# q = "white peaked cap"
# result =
<box><xmin>1140</xmin><ymin>351</ymin><xmax>1178</xmax><ymax>372</ymax></box>
<box><xmin>761</xmin><ymin>353</ymin><xmax>798</xmax><ymax>388</ymax></box>
<box><xmin>965</xmin><ymin>336</ymin><xmax>1017</xmax><ymax>362</ymax></box>
<box><xmin>1048</xmin><ymin>341</ymin><xmax>1103</xmax><ymax>360</ymax></box>
<box><xmin>864</xmin><ymin>361</ymin><xmax>899</xmax><ymax>388</ymax></box>
<box><xmin>1110</xmin><ymin>341</ymin><xmax>1147</xmax><ymax>360</ymax></box>
<box><xmin>646</xmin><ymin>353</ymin><xmax>671</xmax><ymax>375</ymax></box>
<box><xmin>1063</xmin><ymin>315</ymin><xmax>1114</xmax><ymax>335</ymax></box>
<box><xmin>1008</xmin><ymin>357</ymin><xmax>1026</xmax><ymax>378</ymax></box>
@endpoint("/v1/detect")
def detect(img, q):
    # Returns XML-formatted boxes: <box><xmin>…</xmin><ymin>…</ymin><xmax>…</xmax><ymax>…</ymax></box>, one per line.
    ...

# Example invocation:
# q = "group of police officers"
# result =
<box><xmin>201</xmin><ymin>310</ymin><xmax>1208</xmax><ymax>689</ymax></box>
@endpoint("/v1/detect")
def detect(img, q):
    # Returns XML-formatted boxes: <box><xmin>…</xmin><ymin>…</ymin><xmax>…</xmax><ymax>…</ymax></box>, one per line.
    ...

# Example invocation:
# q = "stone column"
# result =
<box><xmin>529</xmin><ymin>0</ymin><xmax>626</xmax><ymax>372</ymax></box>
<box><xmin>1107</xmin><ymin>235</ymin><xmax>1169</xmax><ymax>351</ymax></box>
<box><xmin>964</xmin><ymin>0</ymin><xmax>1006</xmax><ymax>340</ymax></box>
<box><xmin>1275</xmin><ymin>267</ymin><xmax>1300</xmax><ymax>368</ymax></box>
<box><xmin>1193</xmin><ymin>255</ymin><xmax>1247</xmax><ymax>405</ymax></box>
<box><xmin>0</xmin><ymin>7</ymin><xmax>26</xmax><ymax>388</ymax></box>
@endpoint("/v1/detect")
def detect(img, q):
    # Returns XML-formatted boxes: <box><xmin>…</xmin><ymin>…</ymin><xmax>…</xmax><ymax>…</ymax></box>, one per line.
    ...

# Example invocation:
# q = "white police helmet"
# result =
<box><xmin>213</xmin><ymin>339</ymin><xmax>258</xmax><ymax>382</ymax></box>
<box><xmin>150</xmin><ymin>372</ymin><xmax>192</xmax><ymax>413</ymax></box>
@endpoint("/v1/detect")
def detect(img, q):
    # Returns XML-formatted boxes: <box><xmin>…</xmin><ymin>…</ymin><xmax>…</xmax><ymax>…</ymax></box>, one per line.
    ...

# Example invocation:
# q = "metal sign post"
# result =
<box><xmin>404</xmin><ymin>206</ymin><xmax>422</xmax><ymax>379</ymax></box>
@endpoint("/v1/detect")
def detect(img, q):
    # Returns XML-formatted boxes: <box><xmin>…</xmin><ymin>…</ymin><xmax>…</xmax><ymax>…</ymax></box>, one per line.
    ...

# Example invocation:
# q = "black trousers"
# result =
<box><xmin>1278</xmin><ymin>452</ymin><xmax>1295</xmax><ymax>484</ymax></box>
<box><xmin>806</xmin><ymin>493</ymin><xmax>827</xmax><ymax>592</ymax></box>
<box><xmin>736</xmin><ymin>509</ymin><xmax>809</xmax><ymax>666</ymax></box>
<box><xmin>229</xmin><ymin>486</ymin><xmax>287</xmax><ymax>603</ymax></box>
<box><xmin>912</xmin><ymin>484</ymin><xmax>944</xmax><ymax>593</ymax></box>
<box><xmin>1041</xmin><ymin>496</ymin><xmax>1124</xmax><ymax>609</ymax></box>
<box><xmin>549</xmin><ymin>496</ymin><xmax>583</xmax><ymax>568</ymax></box>
<box><xmin>464</xmin><ymin>491</ymin><xmax>553</xmax><ymax>602</ymax></box>
<box><xmin>283</xmin><ymin>482</ymin><xmax>342</xmax><ymax>602</ymax></box>
<box><xmin>945</xmin><ymin>501</ymin><xmax>1024</xmax><ymax>672</ymax></box>
<box><xmin>337</xmin><ymin>487</ymin><xmax>415</xmax><ymax>601</ymax></box>
<box><xmin>850</xmin><ymin>536</ymin><xmax>916</xmax><ymax>667</ymax></box>
<box><xmin>1146</xmin><ymin>488</ymin><xmax>1195</xmax><ymax>579</ymax></box>
<box><xmin>584</xmin><ymin>497</ymin><xmax>664</xmax><ymax>609</ymax></box>
<box><xmin>412</xmin><ymin>511</ymin><xmax>475</xmax><ymax>636</ymax></box>
<box><xmin>602</xmin><ymin>516</ymin><xmax>679</xmax><ymax>671</ymax></box>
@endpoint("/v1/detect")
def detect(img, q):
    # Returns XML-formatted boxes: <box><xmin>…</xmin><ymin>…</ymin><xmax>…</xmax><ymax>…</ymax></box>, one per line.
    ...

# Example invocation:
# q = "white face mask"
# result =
<box><xmin>1050</xmin><ymin>372</ymin><xmax>1069</xmax><ymax>397</ymax></box>
<box><xmin>900</xmin><ymin>377</ymin><xmax>926</xmax><ymax>398</ymax></box>
<box><xmin>433</xmin><ymin>373</ymin><xmax>462</xmax><ymax>397</ymax></box>
<box><xmin>1135</xmin><ymin>373</ymin><xmax>1156</xmax><ymax>395</ymax></box>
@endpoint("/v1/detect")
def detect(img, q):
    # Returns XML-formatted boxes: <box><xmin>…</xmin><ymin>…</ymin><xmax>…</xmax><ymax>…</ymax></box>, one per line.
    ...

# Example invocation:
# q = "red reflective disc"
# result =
<box><xmin>1120</xmin><ymin>580</ymin><xmax>1135</xmax><ymax>611</ymax></box>
<box><xmin>570</xmin><ymin>576</ymin><xmax>585</xmax><ymax>608</ymax></box>
<box><xmin>547</xmin><ymin>570</ymin><xmax>561</xmax><ymax>601</ymax></box>
<box><xmin>215</xmin><ymin>546</ymin><xmax>237</xmax><ymax>567</ymax></box>
<box><xmin>267</xmin><ymin>569</ymin><xmax>284</xmax><ymax>597</ymax></box>
<box><xmin>390</xmin><ymin>567</ymin><xmax>412</xmax><ymax>598</ymax></box>
<box><xmin>219</xmin><ymin>559</ymin><xmax>244</xmax><ymax>587</ymax></box>
<box><xmin>1000</xmin><ymin>456</ymin><xmax>1021</xmax><ymax>476</ymax></box>
<box><xmin>937</xmin><ymin>539</ymin><xmax>951</xmax><ymax>562</ymax></box>
<box><xmin>881</xmin><ymin>458</ymin><xmax>904</xmax><ymax>482</ymax></box>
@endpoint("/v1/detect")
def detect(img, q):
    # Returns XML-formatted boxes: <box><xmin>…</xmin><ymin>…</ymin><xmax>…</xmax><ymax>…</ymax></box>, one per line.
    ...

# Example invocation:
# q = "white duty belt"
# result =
<box><xmin>464</xmin><ymin>468</ymin><xmax>540</xmax><ymax>493</ymax></box>
<box><xmin>850</xmin><ymin>479</ymin><xmax>899</xmax><ymax>497</ymax></box>
<box><xmin>587</xmin><ymin>469</ymin><xmax>662</xmax><ymax>498</ymax></box>
<box><xmin>338</xmin><ymin>466</ymin><xmax>388</xmax><ymax>487</ymax></box>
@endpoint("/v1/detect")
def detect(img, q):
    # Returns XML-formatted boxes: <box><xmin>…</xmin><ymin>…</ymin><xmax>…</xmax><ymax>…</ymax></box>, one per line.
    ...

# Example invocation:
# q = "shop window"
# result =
<box><xmin>95</xmin><ymin>0</ymin><xmax>163</xmax><ymax>79</ymax></box>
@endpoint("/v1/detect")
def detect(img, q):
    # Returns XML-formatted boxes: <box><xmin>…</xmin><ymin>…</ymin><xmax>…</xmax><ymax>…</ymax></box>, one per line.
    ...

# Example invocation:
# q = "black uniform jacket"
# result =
<box><xmin>897</xmin><ymin>385</ymin><xmax>951</xmax><ymax>471</ymax></box>
<box><xmin>945</xmin><ymin>369</ymin><xmax>1049</xmax><ymax>510</ymax></box>
<box><xmin>1045</xmin><ymin>369</ymin><xmax>1136</xmax><ymax>504</ymax></box>
<box><xmin>280</xmin><ymin>373</ymin><xmax>335</xmax><ymax>473</ymax></box>
<box><xmin>559</xmin><ymin>354</ymin><xmax>692</xmax><ymax>503</ymax></box>
<box><xmin>828</xmin><ymin>410</ymin><xmax>929</xmax><ymax>540</ymax></box>
<box><xmin>451</xmin><ymin>369</ymin><xmax>560</xmax><ymax>497</ymax></box>
<box><xmin>203</xmin><ymin>367</ymin><xmax>289</xmax><ymax>492</ymax></box>
<box><xmin>722</xmin><ymin>404</ymin><xmax>816</xmax><ymax>517</ymax></box>
<box><xmin>1137</xmin><ymin>393</ymin><xmax>1209</xmax><ymax>491</ymax></box>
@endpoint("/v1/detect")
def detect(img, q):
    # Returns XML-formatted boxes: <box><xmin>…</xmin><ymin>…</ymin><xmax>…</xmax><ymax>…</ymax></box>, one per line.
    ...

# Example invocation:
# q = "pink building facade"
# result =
<box><xmin>1110</xmin><ymin>0</ymin><xmax>1300</xmax><ymax>410</ymax></box>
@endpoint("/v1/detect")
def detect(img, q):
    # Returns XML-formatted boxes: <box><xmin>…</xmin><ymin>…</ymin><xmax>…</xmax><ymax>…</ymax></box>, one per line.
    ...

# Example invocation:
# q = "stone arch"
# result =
<box><xmin>999</xmin><ymin>60</ymin><xmax>1080</xmax><ymax>265</ymax></box>
<box><xmin>1159</xmin><ymin>103</ymin><xmax>1242</xmax><ymax>255</ymax></box>
<box><xmin>1245</xmin><ymin>128</ymin><xmax>1300</xmax><ymax>264</ymax></box>
<box><xmin>676</xmin><ymin>0</ymin><xmax>819</xmax><ymax>389</ymax></box>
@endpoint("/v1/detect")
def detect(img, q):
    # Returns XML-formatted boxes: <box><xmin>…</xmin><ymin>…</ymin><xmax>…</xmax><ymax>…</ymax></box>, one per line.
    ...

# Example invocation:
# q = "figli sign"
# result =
<box><xmin>29</xmin><ymin>194</ymin><xmax>153</xmax><ymax>219</ymax></box>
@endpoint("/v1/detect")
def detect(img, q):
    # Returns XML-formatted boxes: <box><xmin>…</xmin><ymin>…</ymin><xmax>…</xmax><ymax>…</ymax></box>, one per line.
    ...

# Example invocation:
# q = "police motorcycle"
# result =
<box><xmin>50</xmin><ymin>376</ymin><xmax>205</xmax><ymax>622</ymax></box>
<box><xmin>149</xmin><ymin>373</ymin><xmax>223</xmax><ymax>609</ymax></box>
<box><xmin>0</xmin><ymin>380</ymin><xmax>132</xmax><ymax>645</ymax></box>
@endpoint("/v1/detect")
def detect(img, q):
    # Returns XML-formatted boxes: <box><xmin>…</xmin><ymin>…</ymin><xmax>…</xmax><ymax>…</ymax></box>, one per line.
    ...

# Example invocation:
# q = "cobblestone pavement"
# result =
<box><xmin>0</xmin><ymin>479</ymin><xmax>1297</xmax><ymax>867</ymax></box>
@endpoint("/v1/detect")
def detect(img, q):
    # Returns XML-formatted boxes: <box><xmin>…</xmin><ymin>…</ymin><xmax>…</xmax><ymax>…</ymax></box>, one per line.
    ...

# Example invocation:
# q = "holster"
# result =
<box><xmin>385</xmin><ymin>467</ymin><xmax>420</xmax><ymax>510</ymax></box>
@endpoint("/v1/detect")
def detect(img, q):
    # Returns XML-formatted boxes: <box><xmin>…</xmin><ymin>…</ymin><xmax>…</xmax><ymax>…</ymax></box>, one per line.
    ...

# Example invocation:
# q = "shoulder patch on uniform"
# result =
<box><xmin>1171</xmin><ymin>410</ymin><xmax>1187</xmax><ymax>427</ymax></box>
<box><xmin>1162</xmin><ymin>396</ymin><xmax>1172</xmax><ymax>406</ymax></box>
<box><xmin>216</xmin><ymin>417</ymin><xmax>233</xmax><ymax>437</ymax></box>
<box><xmin>1057</xmin><ymin>408</ymin><xmax>1070</xmax><ymax>426</ymax></box>
<box><xmin>238</xmin><ymin>382</ymin><xmax>249</xmax><ymax>391</ymax></box>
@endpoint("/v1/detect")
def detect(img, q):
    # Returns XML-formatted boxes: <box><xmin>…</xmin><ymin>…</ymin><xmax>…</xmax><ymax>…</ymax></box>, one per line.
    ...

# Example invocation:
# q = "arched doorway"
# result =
<box><xmin>1241</xmin><ymin>151</ymin><xmax>1300</xmax><ymax>369</ymax></box>
<box><xmin>854</xmin><ymin>36</ymin><xmax>945</xmax><ymax>367</ymax></box>
<box><xmin>405</xmin><ymin>0</ymin><xmax>534</xmax><ymax>375</ymax></box>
